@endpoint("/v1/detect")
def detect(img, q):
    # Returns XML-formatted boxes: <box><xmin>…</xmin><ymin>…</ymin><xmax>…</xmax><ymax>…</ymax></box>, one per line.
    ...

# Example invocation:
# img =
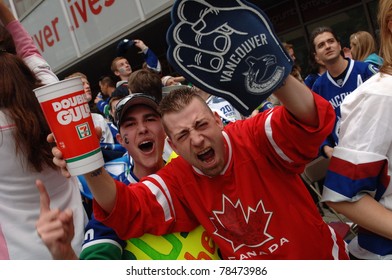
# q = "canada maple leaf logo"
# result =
<box><xmin>210</xmin><ymin>195</ymin><xmax>273</xmax><ymax>252</ymax></box>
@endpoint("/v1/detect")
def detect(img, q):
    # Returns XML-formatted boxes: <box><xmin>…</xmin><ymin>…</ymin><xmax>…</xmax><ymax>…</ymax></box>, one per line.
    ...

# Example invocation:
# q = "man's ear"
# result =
<box><xmin>213</xmin><ymin>111</ymin><xmax>224</xmax><ymax>129</ymax></box>
<box><xmin>315</xmin><ymin>54</ymin><xmax>321</xmax><ymax>63</ymax></box>
<box><xmin>114</xmin><ymin>70</ymin><xmax>120</xmax><ymax>77</ymax></box>
<box><xmin>116</xmin><ymin>133</ymin><xmax>123</xmax><ymax>145</ymax></box>
<box><xmin>338</xmin><ymin>41</ymin><xmax>342</xmax><ymax>50</ymax></box>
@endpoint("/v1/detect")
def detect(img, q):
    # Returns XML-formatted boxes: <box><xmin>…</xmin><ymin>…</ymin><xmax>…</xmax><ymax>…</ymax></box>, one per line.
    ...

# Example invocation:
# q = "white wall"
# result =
<box><xmin>21</xmin><ymin>0</ymin><xmax>173</xmax><ymax>72</ymax></box>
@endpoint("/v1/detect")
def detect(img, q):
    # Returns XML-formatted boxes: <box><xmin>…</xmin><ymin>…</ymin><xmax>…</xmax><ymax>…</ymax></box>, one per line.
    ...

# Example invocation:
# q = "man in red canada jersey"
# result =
<box><xmin>36</xmin><ymin>0</ymin><xmax>349</xmax><ymax>260</ymax></box>
<box><xmin>40</xmin><ymin>74</ymin><xmax>348</xmax><ymax>260</ymax></box>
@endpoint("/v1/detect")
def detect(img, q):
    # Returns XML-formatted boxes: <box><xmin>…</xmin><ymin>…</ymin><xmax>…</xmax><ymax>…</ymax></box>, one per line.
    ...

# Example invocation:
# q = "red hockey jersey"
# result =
<box><xmin>94</xmin><ymin>93</ymin><xmax>348</xmax><ymax>260</ymax></box>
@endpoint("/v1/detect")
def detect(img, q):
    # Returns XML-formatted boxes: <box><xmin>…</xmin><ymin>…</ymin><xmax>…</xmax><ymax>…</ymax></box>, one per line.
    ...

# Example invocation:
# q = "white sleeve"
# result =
<box><xmin>92</xmin><ymin>113</ymin><xmax>114</xmax><ymax>144</ymax></box>
<box><xmin>338</xmin><ymin>75</ymin><xmax>392</xmax><ymax>156</ymax></box>
<box><xmin>322</xmin><ymin>74</ymin><xmax>392</xmax><ymax>204</ymax></box>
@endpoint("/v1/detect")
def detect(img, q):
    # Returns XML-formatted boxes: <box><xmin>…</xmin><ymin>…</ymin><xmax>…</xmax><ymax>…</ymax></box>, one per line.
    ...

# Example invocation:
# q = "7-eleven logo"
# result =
<box><xmin>76</xmin><ymin>122</ymin><xmax>92</xmax><ymax>139</ymax></box>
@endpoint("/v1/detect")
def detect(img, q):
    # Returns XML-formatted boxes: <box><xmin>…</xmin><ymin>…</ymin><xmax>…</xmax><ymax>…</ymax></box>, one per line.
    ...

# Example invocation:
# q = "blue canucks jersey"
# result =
<box><xmin>79</xmin><ymin>153</ymin><xmax>135</xmax><ymax>258</ymax></box>
<box><xmin>312</xmin><ymin>59</ymin><xmax>378</xmax><ymax>148</ymax></box>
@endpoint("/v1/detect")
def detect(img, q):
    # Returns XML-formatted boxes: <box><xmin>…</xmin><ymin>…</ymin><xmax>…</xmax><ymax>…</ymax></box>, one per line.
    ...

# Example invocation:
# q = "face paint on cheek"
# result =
<box><xmin>119</xmin><ymin>67</ymin><xmax>127</xmax><ymax>74</ymax></box>
<box><xmin>123</xmin><ymin>136</ymin><xmax>130</xmax><ymax>144</ymax></box>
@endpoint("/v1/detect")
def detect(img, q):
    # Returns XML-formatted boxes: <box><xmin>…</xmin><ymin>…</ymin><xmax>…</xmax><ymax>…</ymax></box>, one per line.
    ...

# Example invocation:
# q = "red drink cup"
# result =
<box><xmin>34</xmin><ymin>77</ymin><xmax>104</xmax><ymax>176</ymax></box>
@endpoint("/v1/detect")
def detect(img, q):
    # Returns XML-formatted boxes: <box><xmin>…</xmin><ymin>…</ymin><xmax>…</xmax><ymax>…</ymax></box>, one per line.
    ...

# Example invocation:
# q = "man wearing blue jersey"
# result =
<box><xmin>310</xmin><ymin>26</ymin><xmax>378</xmax><ymax>158</ymax></box>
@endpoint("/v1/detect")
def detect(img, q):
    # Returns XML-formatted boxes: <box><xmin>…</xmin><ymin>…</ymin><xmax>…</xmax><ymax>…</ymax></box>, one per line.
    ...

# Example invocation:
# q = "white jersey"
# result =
<box><xmin>322</xmin><ymin>72</ymin><xmax>392</xmax><ymax>259</ymax></box>
<box><xmin>0</xmin><ymin>111</ymin><xmax>87</xmax><ymax>259</ymax></box>
<box><xmin>205</xmin><ymin>95</ymin><xmax>243</xmax><ymax>124</ymax></box>
<box><xmin>92</xmin><ymin>113</ymin><xmax>114</xmax><ymax>144</ymax></box>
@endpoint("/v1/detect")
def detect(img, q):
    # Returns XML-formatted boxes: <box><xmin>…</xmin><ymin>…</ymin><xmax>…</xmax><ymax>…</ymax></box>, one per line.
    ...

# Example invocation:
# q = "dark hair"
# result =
<box><xmin>309</xmin><ymin>26</ymin><xmax>340</xmax><ymax>54</ymax></box>
<box><xmin>0</xmin><ymin>26</ymin><xmax>16</xmax><ymax>54</ymax></box>
<box><xmin>128</xmin><ymin>69</ymin><xmax>163</xmax><ymax>102</ymax></box>
<box><xmin>0</xmin><ymin>52</ymin><xmax>56</xmax><ymax>172</ymax></box>
<box><xmin>99</xmin><ymin>75</ymin><xmax>116</xmax><ymax>88</ymax></box>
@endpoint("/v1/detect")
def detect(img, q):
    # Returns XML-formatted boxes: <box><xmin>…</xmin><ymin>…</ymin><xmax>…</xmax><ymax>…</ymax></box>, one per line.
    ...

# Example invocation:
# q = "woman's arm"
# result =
<box><xmin>0</xmin><ymin>1</ymin><xmax>58</xmax><ymax>84</ymax></box>
<box><xmin>327</xmin><ymin>195</ymin><xmax>392</xmax><ymax>240</ymax></box>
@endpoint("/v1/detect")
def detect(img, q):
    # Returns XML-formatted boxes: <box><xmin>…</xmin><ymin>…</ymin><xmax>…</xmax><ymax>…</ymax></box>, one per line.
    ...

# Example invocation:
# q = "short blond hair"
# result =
<box><xmin>66</xmin><ymin>72</ymin><xmax>87</xmax><ymax>80</ymax></box>
<box><xmin>111</xmin><ymin>56</ymin><xmax>126</xmax><ymax>73</ymax></box>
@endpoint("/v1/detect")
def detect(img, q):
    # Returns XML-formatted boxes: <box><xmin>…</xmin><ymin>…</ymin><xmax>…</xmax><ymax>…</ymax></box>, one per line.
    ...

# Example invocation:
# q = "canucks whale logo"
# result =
<box><xmin>244</xmin><ymin>55</ymin><xmax>285</xmax><ymax>95</ymax></box>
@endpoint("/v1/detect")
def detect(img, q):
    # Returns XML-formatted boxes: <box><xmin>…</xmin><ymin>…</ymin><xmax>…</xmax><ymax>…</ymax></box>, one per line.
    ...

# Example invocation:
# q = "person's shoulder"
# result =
<box><xmin>116</xmin><ymin>80</ymin><xmax>128</xmax><ymax>87</ymax></box>
<box><xmin>304</xmin><ymin>73</ymin><xmax>318</xmax><ymax>88</ymax></box>
<box><xmin>353</xmin><ymin>59</ymin><xmax>379</xmax><ymax>74</ymax></box>
<box><xmin>104</xmin><ymin>153</ymin><xmax>131</xmax><ymax>176</ymax></box>
<box><xmin>83</xmin><ymin>214</ymin><xmax>117</xmax><ymax>240</ymax></box>
<box><xmin>311</xmin><ymin>72</ymin><xmax>326</xmax><ymax>89</ymax></box>
<box><xmin>352</xmin><ymin>59</ymin><xmax>370</xmax><ymax>67</ymax></box>
<box><xmin>155</xmin><ymin>154</ymin><xmax>191</xmax><ymax>178</ymax></box>
<box><xmin>362</xmin><ymin>72</ymin><xmax>392</xmax><ymax>92</ymax></box>
<box><xmin>91</xmin><ymin>112</ymin><xmax>106</xmax><ymax>123</ymax></box>
<box><xmin>365</xmin><ymin>53</ymin><xmax>384</xmax><ymax>67</ymax></box>
<box><xmin>304</xmin><ymin>73</ymin><xmax>318</xmax><ymax>81</ymax></box>
<box><xmin>112</xmin><ymin>84</ymin><xmax>129</xmax><ymax>98</ymax></box>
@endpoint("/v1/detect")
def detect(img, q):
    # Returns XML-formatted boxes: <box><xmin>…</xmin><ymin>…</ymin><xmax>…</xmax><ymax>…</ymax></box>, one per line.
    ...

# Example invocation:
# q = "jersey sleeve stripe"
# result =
<box><xmin>327</xmin><ymin>225</ymin><xmax>348</xmax><ymax>259</ymax></box>
<box><xmin>81</xmin><ymin>239</ymin><xmax>122</xmax><ymax>251</ymax></box>
<box><xmin>324</xmin><ymin>170</ymin><xmax>380</xmax><ymax>200</ymax></box>
<box><xmin>324</xmin><ymin>157</ymin><xmax>389</xmax><ymax>201</ymax></box>
<box><xmin>264</xmin><ymin>112</ymin><xmax>293</xmax><ymax>163</ymax></box>
<box><xmin>328</xmin><ymin>156</ymin><xmax>387</xmax><ymax>180</ymax></box>
<box><xmin>143</xmin><ymin>175</ymin><xmax>175</xmax><ymax>222</ymax></box>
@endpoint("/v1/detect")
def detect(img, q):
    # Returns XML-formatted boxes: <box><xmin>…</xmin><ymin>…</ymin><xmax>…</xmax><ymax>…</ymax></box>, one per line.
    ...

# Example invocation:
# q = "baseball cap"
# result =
<box><xmin>116</xmin><ymin>38</ymin><xmax>134</xmax><ymax>56</ymax></box>
<box><xmin>115</xmin><ymin>93</ymin><xmax>159</xmax><ymax>128</ymax></box>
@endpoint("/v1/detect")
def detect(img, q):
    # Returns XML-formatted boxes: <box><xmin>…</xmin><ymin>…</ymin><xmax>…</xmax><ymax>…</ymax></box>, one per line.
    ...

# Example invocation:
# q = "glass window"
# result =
<box><xmin>368</xmin><ymin>1</ymin><xmax>379</xmax><ymax>36</ymax></box>
<box><xmin>279</xmin><ymin>29</ymin><xmax>308</xmax><ymax>79</ymax></box>
<box><xmin>306</xmin><ymin>6</ymin><xmax>369</xmax><ymax>51</ymax></box>
<box><xmin>298</xmin><ymin>0</ymin><xmax>359</xmax><ymax>22</ymax></box>
<box><xmin>265</xmin><ymin>1</ymin><xmax>301</xmax><ymax>33</ymax></box>
<box><xmin>13</xmin><ymin>0</ymin><xmax>42</xmax><ymax>18</ymax></box>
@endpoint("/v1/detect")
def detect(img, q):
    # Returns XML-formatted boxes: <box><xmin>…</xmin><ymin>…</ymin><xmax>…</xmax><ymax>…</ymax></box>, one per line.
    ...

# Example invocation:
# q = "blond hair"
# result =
<box><xmin>66</xmin><ymin>72</ymin><xmax>87</xmax><ymax>80</ymax></box>
<box><xmin>378</xmin><ymin>0</ymin><xmax>392</xmax><ymax>74</ymax></box>
<box><xmin>349</xmin><ymin>31</ymin><xmax>377</xmax><ymax>61</ymax></box>
<box><xmin>110</xmin><ymin>56</ymin><xmax>126</xmax><ymax>72</ymax></box>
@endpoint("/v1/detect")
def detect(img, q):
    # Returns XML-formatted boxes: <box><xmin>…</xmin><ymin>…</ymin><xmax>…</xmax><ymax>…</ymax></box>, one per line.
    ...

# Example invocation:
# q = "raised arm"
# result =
<box><xmin>0</xmin><ymin>2</ymin><xmax>37</xmax><ymax>58</ymax></box>
<box><xmin>134</xmin><ymin>39</ymin><xmax>162</xmax><ymax>73</ymax></box>
<box><xmin>0</xmin><ymin>1</ymin><xmax>13</xmax><ymax>25</ymax></box>
<box><xmin>49</xmin><ymin>130</ymin><xmax>117</xmax><ymax>214</ymax></box>
<box><xmin>0</xmin><ymin>1</ymin><xmax>58</xmax><ymax>84</ymax></box>
<box><xmin>273</xmin><ymin>74</ymin><xmax>319</xmax><ymax>127</ymax></box>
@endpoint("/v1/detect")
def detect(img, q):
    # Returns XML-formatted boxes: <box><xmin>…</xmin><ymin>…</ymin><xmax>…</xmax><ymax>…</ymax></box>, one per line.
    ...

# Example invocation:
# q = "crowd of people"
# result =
<box><xmin>1</xmin><ymin>0</ymin><xmax>392</xmax><ymax>260</ymax></box>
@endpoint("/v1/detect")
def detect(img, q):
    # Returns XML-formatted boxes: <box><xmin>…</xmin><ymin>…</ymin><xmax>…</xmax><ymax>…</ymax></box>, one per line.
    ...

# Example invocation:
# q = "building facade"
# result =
<box><xmin>4</xmin><ymin>0</ymin><xmax>379</xmax><ymax>93</ymax></box>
